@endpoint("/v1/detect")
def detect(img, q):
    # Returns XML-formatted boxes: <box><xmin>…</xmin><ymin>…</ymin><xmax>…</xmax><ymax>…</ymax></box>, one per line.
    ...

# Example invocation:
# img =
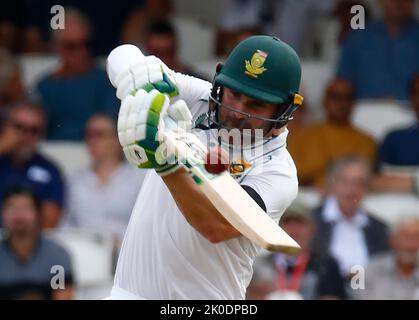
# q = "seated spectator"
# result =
<box><xmin>356</xmin><ymin>216</ymin><xmax>419</xmax><ymax>300</ymax></box>
<box><xmin>120</xmin><ymin>0</ymin><xmax>172</xmax><ymax>53</ymax></box>
<box><xmin>220</xmin><ymin>27</ymin><xmax>262</xmax><ymax>64</ymax></box>
<box><xmin>217</xmin><ymin>0</ymin><xmax>335</xmax><ymax>57</ymax></box>
<box><xmin>337</xmin><ymin>0</ymin><xmax>419</xmax><ymax>100</ymax></box>
<box><xmin>0</xmin><ymin>185</ymin><xmax>74</xmax><ymax>300</ymax></box>
<box><xmin>62</xmin><ymin>114</ymin><xmax>146</xmax><ymax>247</ymax></box>
<box><xmin>20</xmin><ymin>0</ymin><xmax>145</xmax><ymax>55</ymax></box>
<box><xmin>379</xmin><ymin>74</ymin><xmax>419</xmax><ymax>166</ymax></box>
<box><xmin>248</xmin><ymin>202</ymin><xmax>346</xmax><ymax>300</ymax></box>
<box><xmin>0</xmin><ymin>49</ymin><xmax>24</xmax><ymax>123</ymax></box>
<box><xmin>0</xmin><ymin>103</ymin><xmax>65</xmax><ymax>229</ymax></box>
<box><xmin>312</xmin><ymin>156</ymin><xmax>389</xmax><ymax>292</ymax></box>
<box><xmin>372</xmin><ymin>74</ymin><xmax>419</xmax><ymax>194</ymax></box>
<box><xmin>144</xmin><ymin>18</ymin><xmax>197</xmax><ymax>76</ymax></box>
<box><xmin>288</xmin><ymin>78</ymin><xmax>376</xmax><ymax>187</ymax></box>
<box><xmin>0</xmin><ymin>2</ymin><xmax>25</xmax><ymax>53</ymax></box>
<box><xmin>36</xmin><ymin>9</ymin><xmax>119</xmax><ymax>140</ymax></box>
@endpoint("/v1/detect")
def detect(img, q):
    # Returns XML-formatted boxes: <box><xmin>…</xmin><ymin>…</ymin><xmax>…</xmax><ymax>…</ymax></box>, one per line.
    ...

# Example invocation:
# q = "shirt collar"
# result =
<box><xmin>322</xmin><ymin>195</ymin><xmax>368</xmax><ymax>227</ymax></box>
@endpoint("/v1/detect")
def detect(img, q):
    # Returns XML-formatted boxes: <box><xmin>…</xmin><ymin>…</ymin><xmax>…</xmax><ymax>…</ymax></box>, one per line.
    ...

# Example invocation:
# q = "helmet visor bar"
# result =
<box><xmin>209</xmin><ymin>95</ymin><xmax>289</xmax><ymax>124</ymax></box>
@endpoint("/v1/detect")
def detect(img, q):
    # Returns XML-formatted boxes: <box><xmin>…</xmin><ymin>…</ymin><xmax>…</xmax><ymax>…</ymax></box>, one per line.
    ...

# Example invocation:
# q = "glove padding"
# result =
<box><xmin>114</xmin><ymin>55</ymin><xmax>178</xmax><ymax>100</ymax></box>
<box><xmin>118</xmin><ymin>88</ymin><xmax>192</xmax><ymax>176</ymax></box>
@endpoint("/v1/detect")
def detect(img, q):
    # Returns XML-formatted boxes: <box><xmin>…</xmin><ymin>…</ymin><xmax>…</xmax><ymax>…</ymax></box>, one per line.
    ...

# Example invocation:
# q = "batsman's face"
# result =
<box><xmin>220</xmin><ymin>87</ymin><xmax>279</xmax><ymax>140</ymax></box>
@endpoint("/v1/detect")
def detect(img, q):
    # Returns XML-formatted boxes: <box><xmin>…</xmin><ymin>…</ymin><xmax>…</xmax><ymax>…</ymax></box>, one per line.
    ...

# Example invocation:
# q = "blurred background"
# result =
<box><xmin>0</xmin><ymin>0</ymin><xmax>419</xmax><ymax>300</ymax></box>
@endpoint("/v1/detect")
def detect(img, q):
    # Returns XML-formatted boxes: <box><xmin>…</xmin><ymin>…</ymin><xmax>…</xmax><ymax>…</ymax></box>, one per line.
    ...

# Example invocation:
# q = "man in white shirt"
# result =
<box><xmin>62</xmin><ymin>114</ymin><xmax>146</xmax><ymax>242</ymax></box>
<box><xmin>312</xmin><ymin>156</ymin><xmax>389</xmax><ymax>283</ymax></box>
<box><xmin>107</xmin><ymin>36</ymin><xmax>304</xmax><ymax>299</ymax></box>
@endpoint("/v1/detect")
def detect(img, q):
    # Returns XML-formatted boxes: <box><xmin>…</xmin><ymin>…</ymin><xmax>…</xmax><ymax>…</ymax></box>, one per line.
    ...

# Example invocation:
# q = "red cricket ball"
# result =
<box><xmin>204</xmin><ymin>147</ymin><xmax>229</xmax><ymax>174</ymax></box>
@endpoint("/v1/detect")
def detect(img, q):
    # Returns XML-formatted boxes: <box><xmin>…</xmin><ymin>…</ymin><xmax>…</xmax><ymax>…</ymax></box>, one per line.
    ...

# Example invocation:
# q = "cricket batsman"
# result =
<box><xmin>107</xmin><ymin>35</ymin><xmax>303</xmax><ymax>299</ymax></box>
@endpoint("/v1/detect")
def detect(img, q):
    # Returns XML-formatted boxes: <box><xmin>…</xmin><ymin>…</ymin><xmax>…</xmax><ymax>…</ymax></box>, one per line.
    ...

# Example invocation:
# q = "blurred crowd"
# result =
<box><xmin>0</xmin><ymin>0</ymin><xmax>419</xmax><ymax>300</ymax></box>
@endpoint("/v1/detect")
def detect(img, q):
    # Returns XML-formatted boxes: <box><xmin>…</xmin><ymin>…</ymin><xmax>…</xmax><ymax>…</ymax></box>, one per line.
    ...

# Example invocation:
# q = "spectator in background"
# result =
<box><xmin>19</xmin><ymin>0</ymin><xmax>144</xmax><ymax>55</ymax></box>
<box><xmin>145</xmin><ymin>19</ymin><xmax>195</xmax><ymax>75</ymax></box>
<box><xmin>62</xmin><ymin>114</ymin><xmax>146</xmax><ymax>248</ymax></box>
<box><xmin>356</xmin><ymin>216</ymin><xmax>419</xmax><ymax>300</ymax></box>
<box><xmin>36</xmin><ymin>9</ymin><xmax>119</xmax><ymax>140</ymax></box>
<box><xmin>0</xmin><ymin>49</ymin><xmax>25</xmax><ymax>123</ymax></box>
<box><xmin>337</xmin><ymin>0</ymin><xmax>419</xmax><ymax>101</ymax></box>
<box><xmin>248</xmin><ymin>202</ymin><xmax>346</xmax><ymax>300</ymax></box>
<box><xmin>0</xmin><ymin>185</ymin><xmax>73</xmax><ymax>300</ymax></box>
<box><xmin>312</xmin><ymin>156</ymin><xmax>389</xmax><ymax>296</ymax></box>
<box><xmin>372</xmin><ymin>74</ymin><xmax>419</xmax><ymax>195</ymax></box>
<box><xmin>288</xmin><ymin>78</ymin><xmax>376</xmax><ymax>187</ymax></box>
<box><xmin>63</xmin><ymin>0</ymin><xmax>144</xmax><ymax>56</ymax></box>
<box><xmin>121</xmin><ymin>0</ymin><xmax>172</xmax><ymax>53</ymax></box>
<box><xmin>0</xmin><ymin>103</ymin><xmax>65</xmax><ymax>229</ymax></box>
<box><xmin>217</xmin><ymin>0</ymin><xmax>335</xmax><ymax>57</ymax></box>
<box><xmin>220</xmin><ymin>27</ymin><xmax>262</xmax><ymax>62</ymax></box>
<box><xmin>379</xmin><ymin>74</ymin><xmax>419</xmax><ymax>166</ymax></box>
<box><xmin>0</xmin><ymin>2</ymin><xmax>25</xmax><ymax>53</ymax></box>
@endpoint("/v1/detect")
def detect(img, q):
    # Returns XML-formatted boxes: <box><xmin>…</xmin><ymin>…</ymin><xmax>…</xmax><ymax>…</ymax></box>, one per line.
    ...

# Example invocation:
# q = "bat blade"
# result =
<box><xmin>163</xmin><ymin>129</ymin><xmax>301</xmax><ymax>254</ymax></box>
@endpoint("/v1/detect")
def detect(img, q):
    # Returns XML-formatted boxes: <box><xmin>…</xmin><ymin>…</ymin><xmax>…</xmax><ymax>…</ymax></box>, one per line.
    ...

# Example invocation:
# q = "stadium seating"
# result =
<box><xmin>294</xmin><ymin>187</ymin><xmax>323</xmax><ymax>209</ymax></box>
<box><xmin>39</xmin><ymin>141</ymin><xmax>90</xmax><ymax>178</ymax></box>
<box><xmin>171</xmin><ymin>16</ymin><xmax>216</xmax><ymax>65</ymax></box>
<box><xmin>351</xmin><ymin>100</ymin><xmax>416</xmax><ymax>142</ymax></box>
<box><xmin>45</xmin><ymin>229</ymin><xmax>115</xmax><ymax>300</ymax></box>
<box><xmin>363</xmin><ymin>193</ymin><xmax>419</xmax><ymax>226</ymax></box>
<box><xmin>18</xmin><ymin>54</ymin><xmax>59</xmax><ymax>90</ymax></box>
<box><xmin>295</xmin><ymin>187</ymin><xmax>419</xmax><ymax>227</ymax></box>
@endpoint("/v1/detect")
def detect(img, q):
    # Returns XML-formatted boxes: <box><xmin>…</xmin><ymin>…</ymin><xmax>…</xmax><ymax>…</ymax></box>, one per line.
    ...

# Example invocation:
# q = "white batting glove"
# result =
<box><xmin>113</xmin><ymin>55</ymin><xmax>178</xmax><ymax>101</ymax></box>
<box><xmin>118</xmin><ymin>89</ymin><xmax>192</xmax><ymax>176</ymax></box>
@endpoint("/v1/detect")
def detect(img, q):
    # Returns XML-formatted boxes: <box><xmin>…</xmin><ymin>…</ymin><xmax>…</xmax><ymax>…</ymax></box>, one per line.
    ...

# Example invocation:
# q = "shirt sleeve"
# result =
<box><xmin>173</xmin><ymin>72</ymin><xmax>212</xmax><ymax>116</ymax></box>
<box><xmin>239</xmin><ymin>160</ymin><xmax>298</xmax><ymax>221</ymax></box>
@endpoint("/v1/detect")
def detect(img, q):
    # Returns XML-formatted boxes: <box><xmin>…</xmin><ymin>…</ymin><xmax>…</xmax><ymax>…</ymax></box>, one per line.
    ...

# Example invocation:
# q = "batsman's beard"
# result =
<box><xmin>216</xmin><ymin>111</ymin><xmax>275</xmax><ymax>149</ymax></box>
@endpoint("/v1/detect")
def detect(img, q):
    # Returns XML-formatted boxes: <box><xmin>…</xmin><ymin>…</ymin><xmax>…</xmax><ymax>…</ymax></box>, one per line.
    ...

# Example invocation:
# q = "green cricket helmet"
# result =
<box><xmin>209</xmin><ymin>35</ymin><xmax>304</xmax><ymax>130</ymax></box>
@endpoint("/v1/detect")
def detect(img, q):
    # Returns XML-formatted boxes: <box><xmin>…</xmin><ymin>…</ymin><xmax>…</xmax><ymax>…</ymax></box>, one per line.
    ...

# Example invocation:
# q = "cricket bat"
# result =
<box><xmin>107</xmin><ymin>45</ymin><xmax>301</xmax><ymax>254</ymax></box>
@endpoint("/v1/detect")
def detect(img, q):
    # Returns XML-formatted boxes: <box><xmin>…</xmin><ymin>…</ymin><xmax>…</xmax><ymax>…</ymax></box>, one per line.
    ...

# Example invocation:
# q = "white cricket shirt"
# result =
<box><xmin>112</xmin><ymin>73</ymin><xmax>298</xmax><ymax>299</ymax></box>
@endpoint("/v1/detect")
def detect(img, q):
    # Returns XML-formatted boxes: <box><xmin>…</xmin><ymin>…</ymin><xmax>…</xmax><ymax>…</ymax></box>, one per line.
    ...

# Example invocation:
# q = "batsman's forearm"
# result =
<box><xmin>162</xmin><ymin>168</ymin><xmax>241</xmax><ymax>243</ymax></box>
